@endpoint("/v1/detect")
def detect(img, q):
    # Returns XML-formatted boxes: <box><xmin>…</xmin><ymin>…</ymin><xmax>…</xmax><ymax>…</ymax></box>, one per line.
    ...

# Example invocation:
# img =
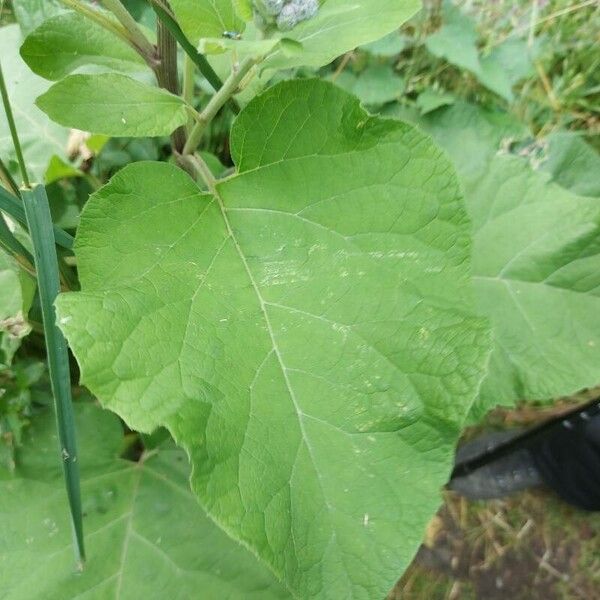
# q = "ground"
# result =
<box><xmin>391</xmin><ymin>400</ymin><xmax>600</xmax><ymax>599</ymax></box>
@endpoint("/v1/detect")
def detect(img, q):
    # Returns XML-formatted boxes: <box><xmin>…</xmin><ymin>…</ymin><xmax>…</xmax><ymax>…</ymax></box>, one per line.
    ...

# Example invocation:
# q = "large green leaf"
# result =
<box><xmin>20</xmin><ymin>12</ymin><xmax>146</xmax><ymax>81</ymax></box>
<box><xmin>415</xmin><ymin>103</ymin><xmax>600</xmax><ymax>417</ymax></box>
<box><xmin>470</xmin><ymin>158</ymin><xmax>600</xmax><ymax>414</ymax></box>
<box><xmin>0</xmin><ymin>404</ymin><xmax>290</xmax><ymax>599</ymax></box>
<box><xmin>169</xmin><ymin>0</ymin><xmax>245</xmax><ymax>43</ymax></box>
<box><xmin>36</xmin><ymin>74</ymin><xmax>188</xmax><ymax>137</ymax></box>
<box><xmin>0</xmin><ymin>25</ymin><xmax>69</xmax><ymax>181</ymax></box>
<box><xmin>57</xmin><ymin>80</ymin><xmax>490</xmax><ymax>598</ymax></box>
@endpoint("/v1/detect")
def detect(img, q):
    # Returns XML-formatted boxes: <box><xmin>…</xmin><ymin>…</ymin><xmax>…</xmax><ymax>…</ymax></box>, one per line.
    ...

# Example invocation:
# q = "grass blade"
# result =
<box><xmin>21</xmin><ymin>184</ymin><xmax>85</xmax><ymax>567</ymax></box>
<box><xmin>0</xmin><ymin>184</ymin><xmax>74</xmax><ymax>251</ymax></box>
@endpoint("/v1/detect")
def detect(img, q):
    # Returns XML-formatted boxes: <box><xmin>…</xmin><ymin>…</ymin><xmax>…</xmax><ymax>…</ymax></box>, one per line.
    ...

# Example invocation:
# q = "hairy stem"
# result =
<box><xmin>183</xmin><ymin>57</ymin><xmax>256</xmax><ymax>155</ymax></box>
<box><xmin>58</xmin><ymin>0</ymin><xmax>132</xmax><ymax>46</ymax></box>
<box><xmin>100</xmin><ymin>0</ymin><xmax>158</xmax><ymax>65</ymax></box>
<box><xmin>148</xmin><ymin>0</ymin><xmax>229</xmax><ymax>97</ymax></box>
<box><xmin>183</xmin><ymin>55</ymin><xmax>195</xmax><ymax>133</ymax></box>
<box><xmin>154</xmin><ymin>0</ymin><xmax>186</xmax><ymax>152</ymax></box>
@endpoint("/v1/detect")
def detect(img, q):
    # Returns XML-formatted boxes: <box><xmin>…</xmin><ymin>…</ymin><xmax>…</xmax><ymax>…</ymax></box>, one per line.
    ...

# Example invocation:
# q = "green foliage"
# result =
<box><xmin>0</xmin><ymin>357</ymin><xmax>47</xmax><ymax>471</ymax></box>
<box><xmin>0</xmin><ymin>249</ymin><xmax>34</xmax><ymax>340</ymax></box>
<box><xmin>0</xmin><ymin>24</ymin><xmax>68</xmax><ymax>180</ymax></box>
<box><xmin>20</xmin><ymin>12</ymin><xmax>145</xmax><ymax>80</ymax></box>
<box><xmin>413</xmin><ymin>102</ymin><xmax>600</xmax><ymax>418</ymax></box>
<box><xmin>332</xmin><ymin>64</ymin><xmax>405</xmax><ymax>106</ymax></box>
<box><xmin>36</xmin><ymin>74</ymin><xmax>189</xmax><ymax>137</ymax></box>
<box><xmin>57</xmin><ymin>80</ymin><xmax>490</xmax><ymax>598</ymax></box>
<box><xmin>10</xmin><ymin>0</ymin><xmax>62</xmax><ymax>35</ymax></box>
<box><xmin>263</xmin><ymin>0</ymin><xmax>421</xmax><ymax>70</ymax></box>
<box><xmin>1</xmin><ymin>1</ymin><xmax>599</xmax><ymax>597</ymax></box>
<box><xmin>169</xmin><ymin>0</ymin><xmax>245</xmax><ymax>43</ymax></box>
<box><xmin>0</xmin><ymin>404</ymin><xmax>290</xmax><ymax>599</ymax></box>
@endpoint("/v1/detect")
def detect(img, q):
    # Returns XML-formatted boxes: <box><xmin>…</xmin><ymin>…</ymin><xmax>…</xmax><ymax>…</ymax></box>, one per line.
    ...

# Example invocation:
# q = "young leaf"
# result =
<box><xmin>36</xmin><ymin>74</ymin><xmax>189</xmax><ymax>138</ymax></box>
<box><xmin>169</xmin><ymin>0</ymin><xmax>245</xmax><ymax>44</ymax></box>
<box><xmin>0</xmin><ymin>404</ymin><xmax>290</xmax><ymax>599</ymax></box>
<box><xmin>264</xmin><ymin>0</ymin><xmax>420</xmax><ymax>71</ymax></box>
<box><xmin>20</xmin><ymin>12</ymin><xmax>146</xmax><ymax>81</ymax></box>
<box><xmin>57</xmin><ymin>80</ymin><xmax>490</xmax><ymax>598</ymax></box>
<box><xmin>0</xmin><ymin>25</ymin><xmax>68</xmax><ymax>181</ymax></box>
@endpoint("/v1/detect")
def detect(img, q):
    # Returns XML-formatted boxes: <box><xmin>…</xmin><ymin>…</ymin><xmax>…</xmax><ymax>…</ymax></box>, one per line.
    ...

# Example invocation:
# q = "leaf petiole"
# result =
<box><xmin>183</xmin><ymin>57</ymin><xmax>257</xmax><ymax>155</ymax></box>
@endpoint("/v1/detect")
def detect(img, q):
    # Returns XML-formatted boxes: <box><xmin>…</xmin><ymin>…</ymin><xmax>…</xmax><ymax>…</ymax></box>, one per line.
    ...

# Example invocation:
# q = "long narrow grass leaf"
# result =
<box><xmin>0</xmin><ymin>184</ymin><xmax>74</xmax><ymax>250</ymax></box>
<box><xmin>21</xmin><ymin>184</ymin><xmax>85</xmax><ymax>567</ymax></box>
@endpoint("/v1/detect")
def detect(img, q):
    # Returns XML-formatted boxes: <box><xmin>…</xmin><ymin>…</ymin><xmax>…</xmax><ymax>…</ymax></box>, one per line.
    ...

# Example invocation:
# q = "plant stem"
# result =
<box><xmin>155</xmin><ymin>0</ymin><xmax>186</xmax><ymax>152</ymax></box>
<box><xmin>58</xmin><ymin>0</ymin><xmax>132</xmax><ymax>46</ymax></box>
<box><xmin>183</xmin><ymin>55</ymin><xmax>195</xmax><ymax>133</ymax></box>
<box><xmin>21</xmin><ymin>184</ymin><xmax>85</xmax><ymax>568</ymax></box>
<box><xmin>183</xmin><ymin>57</ymin><xmax>256</xmax><ymax>155</ymax></box>
<box><xmin>148</xmin><ymin>0</ymin><xmax>229</xmax><ymax>97</ymax></box>
<box><xmin>0</xmin><ymin>63</ymin><xmax>29</xmax><ymax>188</ymax></box>
<box><xmin>99</xmin><ymin>0</ymin><xmax>158</xmax><ymax>65</ymax></box>
<box><xmin>188</xmin><ymin>153</ymin><xmax>217</xmax><ymax>192</ymax></box>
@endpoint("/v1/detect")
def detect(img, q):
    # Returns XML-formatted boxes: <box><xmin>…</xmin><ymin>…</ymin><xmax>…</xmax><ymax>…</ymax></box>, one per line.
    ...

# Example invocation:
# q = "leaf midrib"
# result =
<box><xmin>212</xmin><ymin>187</ymin><xmax>334</xmax><ymax>534</ymax></box>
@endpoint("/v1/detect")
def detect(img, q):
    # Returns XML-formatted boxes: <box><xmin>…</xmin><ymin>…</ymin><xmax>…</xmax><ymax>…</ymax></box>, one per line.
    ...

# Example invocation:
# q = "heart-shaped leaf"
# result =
<box><xmin>57</xmin><ymin>80</ymin><xmax>490</xmax><ymax>598</ymax></box>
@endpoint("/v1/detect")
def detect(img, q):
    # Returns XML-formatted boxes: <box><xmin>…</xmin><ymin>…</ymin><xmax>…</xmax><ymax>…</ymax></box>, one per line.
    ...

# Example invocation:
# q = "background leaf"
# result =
<box><xmin>332</xmin><ymin>65</ymin><xmax>405</xmax><ymax>107</ymax></box>
<box><xmin>0</xmin><ymin>24</ymin><xmax>69</xmax><ymax>181</ymax></box>
<box><xmin>0</xmin><ymin>403</ymin><xmax>290</xmax><ymax>599</ymax></box>
<box><xmin>36</xmin><ymin>74</ymin><xmax>189</xmax><ymax>138</ymax></box>
<box><xmin>413</xmin><ymin>103</ymin><xmax>600</xmax><ymax>418</ymax></box>
<box><xmin>10</xmin><ymin>0</ymin><xmax>63</xmax><ymax>35</ymax></box>
<box><xmin>57</xmin><ymin>80</ymin><xmax>490</xmax><ymax>599</ymax></box>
